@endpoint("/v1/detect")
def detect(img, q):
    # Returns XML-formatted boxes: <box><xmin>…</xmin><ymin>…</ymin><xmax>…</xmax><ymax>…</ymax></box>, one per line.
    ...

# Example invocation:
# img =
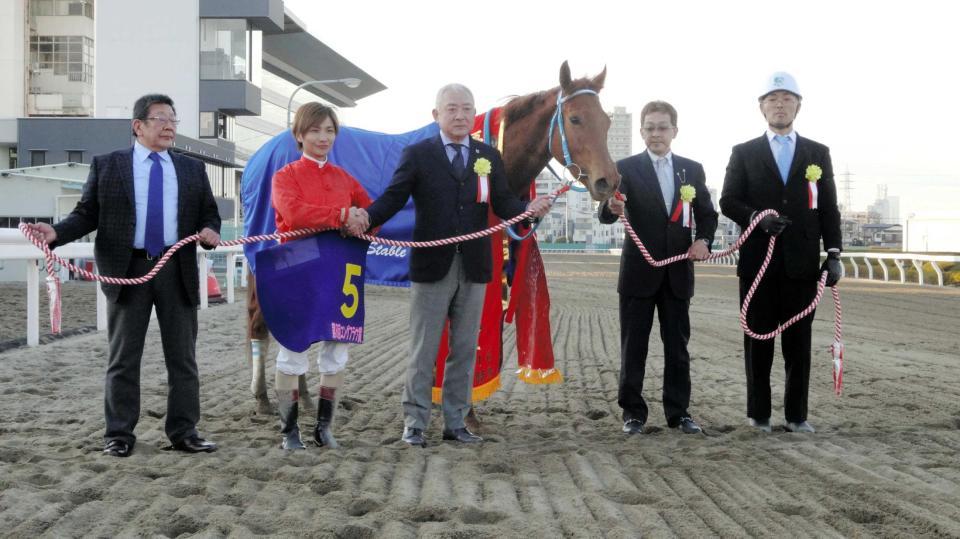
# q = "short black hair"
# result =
<box><xmin>132</xmin><ymin>94</ymin><xmax>176</xmax><ymax>136</ymax></box>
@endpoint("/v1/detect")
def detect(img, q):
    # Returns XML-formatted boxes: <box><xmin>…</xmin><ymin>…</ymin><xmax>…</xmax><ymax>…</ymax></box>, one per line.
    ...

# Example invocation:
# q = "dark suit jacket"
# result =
<box><xmin>719</xmin><ymin>134</ymin><xmax>841</xmax><ymax>281</ymax></box>
<box><xmin>366</xmin><ymin>136</ymin><xmax>527</xmax><ymax>283</ymax></box>
<box><xmin>599</xmin><ymin>152</ymin><xmax>718</xmax><ymax>299</ymax></box>
<box><xmin>52</xmin><ymin>147</ymin><xmax>221</xmax><ymax>304</ymax></box>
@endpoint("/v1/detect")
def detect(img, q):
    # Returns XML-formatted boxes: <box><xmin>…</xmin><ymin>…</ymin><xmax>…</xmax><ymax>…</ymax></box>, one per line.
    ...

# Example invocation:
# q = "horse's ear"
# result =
<box><xmin>559</xmin><ymin>61</ymin><xmax>572</xmax><ymax>91</ymax></box>
<box><xmin>591</xmin><ymin>65</ymin><xmax>607</xmax><ymax>90</ymax></box>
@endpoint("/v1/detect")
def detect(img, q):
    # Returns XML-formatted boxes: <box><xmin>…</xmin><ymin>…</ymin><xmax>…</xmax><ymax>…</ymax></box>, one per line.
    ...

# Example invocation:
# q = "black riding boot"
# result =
<box><xmin>276</xmin><ymin>390</ymin><xmax>305</xmax><ymax>450</ymax></box>
<box><xmin>314</xmin><ymin>389</ymin><xmax>339</xmax><ymax>449</ymax></box>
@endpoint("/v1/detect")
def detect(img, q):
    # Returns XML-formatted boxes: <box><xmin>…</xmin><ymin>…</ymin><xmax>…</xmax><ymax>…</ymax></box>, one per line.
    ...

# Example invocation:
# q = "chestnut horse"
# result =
<box><xmin>245</xmin><ymin>61</ymin><xmax>619</xmax><ymax>414</ymax></box>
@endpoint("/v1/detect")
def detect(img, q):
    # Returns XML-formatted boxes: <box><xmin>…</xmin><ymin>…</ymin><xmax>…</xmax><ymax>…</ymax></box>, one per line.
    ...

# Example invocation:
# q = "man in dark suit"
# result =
<box><xmin>719</xmin><ymin>72</ymin><xmax>842</xmax><ymax>434</ymax></box>
<box><xmin>362</xmin><ymin>83</ymin><xmax>550</xmax><ymax>447</ymax></box>
<box><xmin>28</xmin><ymin>94</ymin><xmax>222</xmax><ymax>456</ymax></box>
<box><xmin>598</xmin><ymin>100</ymin><xmax>718</xmax><ymax>436</ymax></box>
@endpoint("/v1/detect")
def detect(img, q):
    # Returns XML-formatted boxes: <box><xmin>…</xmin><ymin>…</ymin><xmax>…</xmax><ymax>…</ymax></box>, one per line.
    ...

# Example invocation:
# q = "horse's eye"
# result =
<box><xmin>569</xmin><ymin>116</ymin><xmax>582</xmax><ymax>125</ymax></box>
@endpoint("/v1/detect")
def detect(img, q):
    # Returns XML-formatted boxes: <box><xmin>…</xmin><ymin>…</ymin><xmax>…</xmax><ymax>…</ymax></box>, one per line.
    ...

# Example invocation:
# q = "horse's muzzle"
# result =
<box><xmin>593</xmin><ymin>177</ymin><xmax>613</xmax><ymax>198</ymax></box>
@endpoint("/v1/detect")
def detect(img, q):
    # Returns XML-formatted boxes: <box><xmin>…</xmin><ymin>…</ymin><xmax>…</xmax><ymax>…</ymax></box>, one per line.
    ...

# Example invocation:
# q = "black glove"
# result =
<box><xmin>821</xmin><ymin>251</ymin><xmax>842</xmax><ymax>287</ymax></box>
<box><xmin>759</xmin><ymin>214</ymin><xmax>791</xmax><ymax>236</ymax></box>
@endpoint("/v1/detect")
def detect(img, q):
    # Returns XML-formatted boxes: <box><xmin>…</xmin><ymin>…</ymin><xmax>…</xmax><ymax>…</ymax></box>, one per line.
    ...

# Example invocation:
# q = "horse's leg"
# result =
<box><xmin>247</xmin><ymin>270</ymin><xmax>272</xmax><ymax>415</ymax></box>
<box><xmin>298</xmin><ymin>372</ymin><xmax>315</xmax><ymax>413</ymax></box>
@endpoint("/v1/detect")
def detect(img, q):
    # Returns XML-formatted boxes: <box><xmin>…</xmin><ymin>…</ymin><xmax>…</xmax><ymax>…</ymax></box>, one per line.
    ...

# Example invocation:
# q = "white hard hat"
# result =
<box><xmin>760</xmin><ymin>71</ymin><xmax>801</xmax><ymax>99</ymax></box>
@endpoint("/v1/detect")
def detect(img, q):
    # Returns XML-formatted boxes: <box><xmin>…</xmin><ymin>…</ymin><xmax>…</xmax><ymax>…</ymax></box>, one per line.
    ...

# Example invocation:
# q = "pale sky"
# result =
<box><xmin>286</xmin><ymin>0</ymin><xmax>960</xmax><ymax>217</ymax></box>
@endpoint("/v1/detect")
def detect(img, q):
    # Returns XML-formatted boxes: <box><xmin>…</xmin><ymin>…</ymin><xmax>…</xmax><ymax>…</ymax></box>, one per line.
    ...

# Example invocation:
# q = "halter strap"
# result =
<box><xmin>546</xmin><ymin>88</ymin><xmax>597</xmax><ymax>192</ymax></box>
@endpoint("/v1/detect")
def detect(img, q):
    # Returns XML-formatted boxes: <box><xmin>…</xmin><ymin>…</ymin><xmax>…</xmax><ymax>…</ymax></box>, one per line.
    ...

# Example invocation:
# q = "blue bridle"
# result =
<box><xmin>545</xmin><ymin>88</ymin><xmax>599</xmax><ymax>193</ymax></box>
<box><xmin>505</xmin><ymin>88</ymin><xmax>598</xmax><ymax>241</ymax></box>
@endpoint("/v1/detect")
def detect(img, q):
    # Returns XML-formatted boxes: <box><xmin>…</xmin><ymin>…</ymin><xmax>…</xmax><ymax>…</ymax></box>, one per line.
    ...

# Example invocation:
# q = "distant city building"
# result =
<box><xmin>838</xmin><ymin>184</ymin><xmax>901</xmax><ymax>247</ymax></box>
<box><xmin>862</xmin><ymin>223</ymin><xmax>902</xmax><ymax>249</ymax></box>
<box><xmin>607</xmin><ymin>106</ymin><xmax>632</xmax><ymax>162</ymax></box>
<box><xmin>841</xmin><ymin>210</ymin><xmax>870</xmax><ymax>247</ymax></box>
<box><xmin>866</xmin><ymin>184</ymin><xmax>899</xmax><ymax>225</ymax></box>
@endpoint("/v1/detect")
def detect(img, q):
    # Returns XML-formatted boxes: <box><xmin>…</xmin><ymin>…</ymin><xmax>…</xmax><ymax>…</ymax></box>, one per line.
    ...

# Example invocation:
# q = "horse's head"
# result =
<box><xmin>552</xmin><ymin>61</ymin><xmax>620</xmax><ymax>201</ymax></box>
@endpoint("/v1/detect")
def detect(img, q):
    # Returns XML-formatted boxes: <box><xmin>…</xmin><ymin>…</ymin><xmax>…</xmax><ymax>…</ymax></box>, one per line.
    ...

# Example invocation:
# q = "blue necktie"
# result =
<box><xmin>774</xmin><ymin>135</ymin><xmax>792</xmax><ymax>184</ymax></box>
<box><xmin>448</xmin><ymin>143</ymin><xmax>465</xmax><ymax>177</ymax></box>
<box><xmin>145</xmin><ymin>152</ymin><xmax>164</xmax><ymax>257</ymax></box>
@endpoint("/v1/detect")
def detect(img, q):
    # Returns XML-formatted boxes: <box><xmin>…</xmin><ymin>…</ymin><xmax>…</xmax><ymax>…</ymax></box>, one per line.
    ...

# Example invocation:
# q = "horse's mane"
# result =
<box><xmin>503</xmin><ymin>76</ymin><xmax>598</xmax><ymax>124</ymax></box>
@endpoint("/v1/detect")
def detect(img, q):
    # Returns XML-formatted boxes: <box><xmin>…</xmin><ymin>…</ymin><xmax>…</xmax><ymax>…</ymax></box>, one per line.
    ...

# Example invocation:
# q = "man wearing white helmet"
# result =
<box><xmin>719</xmin><ymin>72</ymin><xmax>843</xmax><ymax>434</ymax></box>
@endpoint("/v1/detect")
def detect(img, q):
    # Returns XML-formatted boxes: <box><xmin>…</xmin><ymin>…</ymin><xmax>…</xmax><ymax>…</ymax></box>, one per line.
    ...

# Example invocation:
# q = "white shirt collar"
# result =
<box><xmin>133</xmin><ymin>140</ymin><xmax>170</xmax><ymax>162</ymax></box>
<box><xmin>302</xmin><ymin>152</ymin><xmax>327</xmax><ymax>168</ymax></box>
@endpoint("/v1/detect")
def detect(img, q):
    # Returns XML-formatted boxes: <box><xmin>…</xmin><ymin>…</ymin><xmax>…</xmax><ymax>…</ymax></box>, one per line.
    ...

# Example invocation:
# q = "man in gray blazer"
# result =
<box><xmin>28</xmin><ymin>94</ymin><xmax>222</xmax><ymax>457</ymax></box>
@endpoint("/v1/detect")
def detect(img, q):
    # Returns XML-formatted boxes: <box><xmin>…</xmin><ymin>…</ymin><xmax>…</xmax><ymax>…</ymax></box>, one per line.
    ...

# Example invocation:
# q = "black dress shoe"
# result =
<box><xmin>103</xmin><ymin>439</ymin><xmax>132</xmax><ymax>457</ymax></box>
<box><xmin>622</xmin><ymin>419</ymin><xmax>644</xmax><ymax>435</ymax></box>
<box><xmin>401</xmin><ymin>427</ymin><xmax>427</xmax><ymax>447</ymax></box>
<box><xmin>441</xmin><ymin>427</ymin><xmax>482</xmax><ymax>443</ymax></box>
<box><xmin>172</xmin><ymin>435</ymin><xmax>218</xmax><ymax>453</ymax></box>
<box><xmin>676</xmin><ymin>417</ymin><xmax>703</xmax><ymax>434</ymax></box>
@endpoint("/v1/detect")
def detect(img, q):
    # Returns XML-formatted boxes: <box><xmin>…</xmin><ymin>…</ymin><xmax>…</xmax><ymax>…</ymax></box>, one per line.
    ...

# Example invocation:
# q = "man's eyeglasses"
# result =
<box><xmin>641</xmin><ymin>125</ymin><xmax>674</xmax><ymax>135</ymax></box>
<box><xmin>146</xmin><ymin>116</ymin><xmax>180</xmax><ymax>126</ymax></box>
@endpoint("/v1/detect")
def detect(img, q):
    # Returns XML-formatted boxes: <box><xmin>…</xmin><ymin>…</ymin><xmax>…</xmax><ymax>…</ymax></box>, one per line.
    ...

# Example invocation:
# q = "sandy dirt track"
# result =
<box><xmin>1</xmin><ymin>255</ymin><xmax>959</xmax><ymax>538</ymax></box>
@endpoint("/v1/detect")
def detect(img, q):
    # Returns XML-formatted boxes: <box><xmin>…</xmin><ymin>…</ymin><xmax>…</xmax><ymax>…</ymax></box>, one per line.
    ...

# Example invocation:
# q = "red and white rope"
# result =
<box><xmin>18</xmin><ymin>185</ymin><xmax>569</xmax><ymax>287</ymax></box>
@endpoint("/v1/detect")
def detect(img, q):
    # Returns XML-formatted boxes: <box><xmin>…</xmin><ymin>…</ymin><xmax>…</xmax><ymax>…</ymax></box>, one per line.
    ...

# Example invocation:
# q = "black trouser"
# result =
<box><xmin>739</xmin><ymin>267</ymin><xmax>817</xmax><ymax>424</ymax></box>
<box><xmin>618</xmin><ymin>283</ymin><xmax>692</xmax><ymax>427</ymax></box>
<box><xmin>104</xmin><ymin>252</ymin><xmax>200</xmax><ymax>445</ymax></box>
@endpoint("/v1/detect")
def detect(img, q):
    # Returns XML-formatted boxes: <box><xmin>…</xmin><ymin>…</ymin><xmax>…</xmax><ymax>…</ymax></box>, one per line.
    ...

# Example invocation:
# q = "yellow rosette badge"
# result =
<box><xmin>805</xmin><ymin>164</ymin><xmax>822</xmax><ymax>183</ymax></box>
<box><xmin>679</xmin><ymin>185</ymin><xmax>696</xmax><ymax>203</ymax></box>
<box><xmin>474</xmin><ymin>158</ymin><xmax>492</xmax><ymax>176</ymax></box>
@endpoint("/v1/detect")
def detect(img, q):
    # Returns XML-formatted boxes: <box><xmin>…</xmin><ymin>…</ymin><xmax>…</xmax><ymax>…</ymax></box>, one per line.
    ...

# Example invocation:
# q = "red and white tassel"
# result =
<box><xmin>830</xmin><ymin>340</ymin><xmax>843</xmax><ymax>396</ymax></box>
<box><xmin>809</xmin><ymin>182</ymin><xmax>819</xmax><ymax>209</ymax></box>
<box><xmin>45</xmin><ymin>273</ymin><xmax>62</xmax><ymax>335</ymax></box>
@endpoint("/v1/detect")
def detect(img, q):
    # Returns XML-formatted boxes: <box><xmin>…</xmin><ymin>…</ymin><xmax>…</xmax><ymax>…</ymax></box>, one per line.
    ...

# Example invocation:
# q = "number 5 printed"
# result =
<box><xmin>340</xmin><ymin>263</ymin><xmax>362</xmax><ymax>318</ymax></box>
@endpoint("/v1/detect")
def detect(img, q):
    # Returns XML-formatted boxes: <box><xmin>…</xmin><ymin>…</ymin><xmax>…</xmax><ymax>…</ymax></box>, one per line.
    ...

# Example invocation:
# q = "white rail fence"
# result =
<box><xmin>2</xmin><ymin>228</ymin><xmax>957</xmax><ymax>347</ymax></box>
<box><xmin>0</xmin><ymin>229</ymin><xmax>247</xmax><ymax>347</ymax></box>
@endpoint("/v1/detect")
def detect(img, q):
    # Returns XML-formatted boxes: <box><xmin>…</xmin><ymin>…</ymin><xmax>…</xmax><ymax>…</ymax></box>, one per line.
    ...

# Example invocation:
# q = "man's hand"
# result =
<box><xmin>25</xmin><ymin>222</ymin><xmax>57</xmax><ymax>245</ymax></box>
<box><xmin>758</xmin><ymin>214</ymin><xmax>791</xmax><ymax>236</ymax></box>
<box><xmin>821</xmin><ymin>251</ymin><xmax>842</xmax><ymax>287</ymax></box>
<box><xmin>526</xmin><ymin>195</ymin><xmax>552</xmax><ymax>219</ymax></box>
<box><xmin>606</xmin><ymin>194</ymin><xmax>626</xmax><ymax>217</ymax></box>
<box><xmin>687</xmin><ymin>239</ymin><xmax>710</xmax><ymax>261</ymax></box>
<box><xmin>344</xmin><ymin>207</ymin><xmax>369</xmax><ymax>237</ymax></box>
<box><xmin>198</xmin><ymin>227</ymin><xmax>220</xmax><ymax>248</ymax></box>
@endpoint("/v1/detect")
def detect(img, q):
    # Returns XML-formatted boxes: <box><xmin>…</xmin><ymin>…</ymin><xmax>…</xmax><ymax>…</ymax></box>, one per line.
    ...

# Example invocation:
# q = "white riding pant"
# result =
<box><xmin>276</xmin><ymin>341</ymin><xmax>349</xmax><ymax>376</ymax></box>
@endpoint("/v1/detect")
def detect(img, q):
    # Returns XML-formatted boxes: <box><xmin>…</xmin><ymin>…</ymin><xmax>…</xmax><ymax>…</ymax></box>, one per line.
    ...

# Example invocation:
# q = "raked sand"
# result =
<box><xmin>1</xmin><ymin>256</ymin><xmax>959</xmax><ymax>537</ymax></box>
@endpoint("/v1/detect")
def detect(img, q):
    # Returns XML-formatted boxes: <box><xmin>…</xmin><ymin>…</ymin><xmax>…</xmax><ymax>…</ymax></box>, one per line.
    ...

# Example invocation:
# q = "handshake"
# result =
<box><xmin>342</xmin><ymin>207</ymin><xmax>369</xmax><ymax>237</ymax></box>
